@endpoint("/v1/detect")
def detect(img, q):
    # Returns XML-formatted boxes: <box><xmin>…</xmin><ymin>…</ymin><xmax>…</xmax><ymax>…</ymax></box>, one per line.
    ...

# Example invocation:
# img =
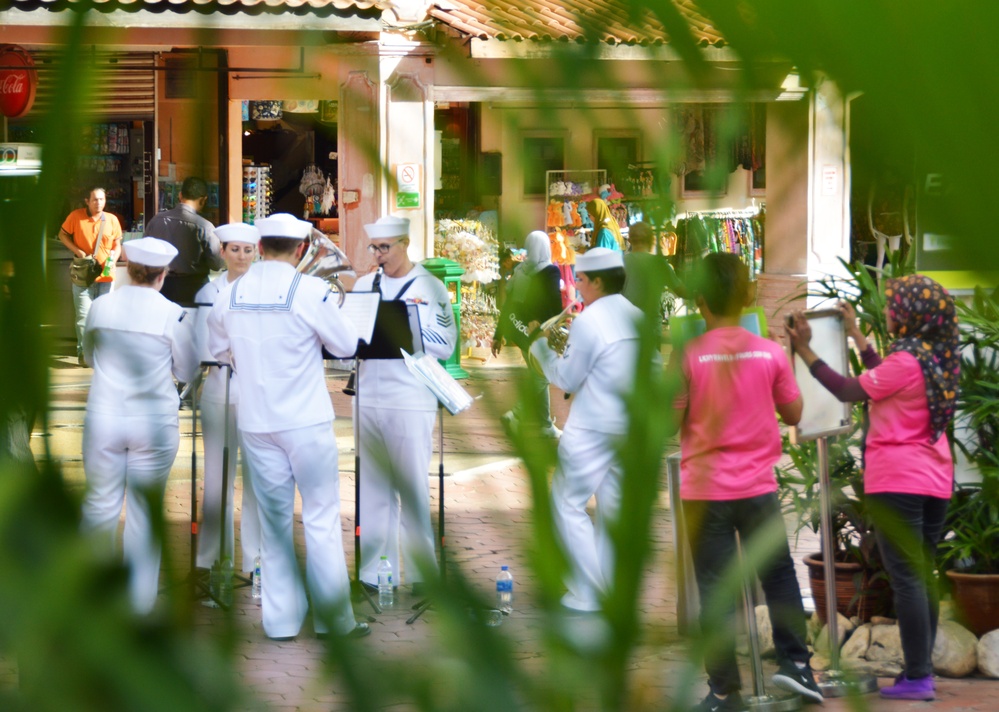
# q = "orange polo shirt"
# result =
<box><xmin>61</xmin><ymin>208</ymin><xmax>123</xmax><ymax>264</ymax></box>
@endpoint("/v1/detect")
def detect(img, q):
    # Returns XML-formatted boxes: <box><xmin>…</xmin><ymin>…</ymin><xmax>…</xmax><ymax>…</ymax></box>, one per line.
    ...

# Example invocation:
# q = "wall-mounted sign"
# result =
<box><xmin>396</xmin><ymin>162</ymin><xmax>421</xmax><ymax>209</ymax></box>
<box><xmin>0</xmin><ymin>45</ymin><xmax>38</xmax><ymax>119</ymax></box>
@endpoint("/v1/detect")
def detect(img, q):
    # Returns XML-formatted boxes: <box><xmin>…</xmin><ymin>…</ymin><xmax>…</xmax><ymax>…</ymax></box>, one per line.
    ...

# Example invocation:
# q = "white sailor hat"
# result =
<box><xmin>363</xmin><ymin>215</ymin><xmax>410</xmax><ymax>239</ymax></box>
<box><xmin>255</xmin><ymin>213</ymin><xmax>312</xmax><ymax>240</ymax></box>
<box><xmin>124</xmin><ymin>237</ymin><xmax>178</xmax><ymax>267</ymax></box>
<box><xmin>216</xmin><ymin>222</ymin><xmax>260</xmax><ymax>245</ymax></box>
<box><xmin>576</xmin><ymin>247</ymin><xmax>623</xmax><ymax>273</ymax></box>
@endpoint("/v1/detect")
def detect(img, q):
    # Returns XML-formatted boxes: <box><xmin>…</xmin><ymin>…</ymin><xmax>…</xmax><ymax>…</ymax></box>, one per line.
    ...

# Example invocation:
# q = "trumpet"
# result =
<box><xmin>528</xmin><ymin>302</ymin><xmax>577</xmax><ymax>374</ymax></box>
<box><xmin>297</xmin><ymin>228</ymin><xmax>354</xmax><ymax>306</ymax></box>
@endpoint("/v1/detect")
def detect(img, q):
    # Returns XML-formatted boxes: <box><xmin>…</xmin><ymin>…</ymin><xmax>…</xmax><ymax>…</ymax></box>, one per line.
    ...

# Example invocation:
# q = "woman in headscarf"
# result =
<box><xmin>787</xmin><ymin>275</ymin><xmax>960</xmax><ymax>702</ymax></box>
<box><xmin>491</xmin><ymin>230</ymin><xmax>564</xmax><ymax>438</ymax></box>
<box><xmin>586</xmin><ymin>198</ymin><xmax>625</xmax><ymax>251</ymax></box>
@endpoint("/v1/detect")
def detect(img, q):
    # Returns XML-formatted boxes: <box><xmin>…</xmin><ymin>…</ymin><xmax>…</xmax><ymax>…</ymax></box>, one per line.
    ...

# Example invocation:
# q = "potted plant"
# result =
<box><xmin>775</xmin><ymin>255</ymin><xmax>912</xmax><ymax>622</ymax></box>
<box><xmin>937</xmin><ymin>286</ymin><xmax>999</xmax><ymax>637</ymax></box>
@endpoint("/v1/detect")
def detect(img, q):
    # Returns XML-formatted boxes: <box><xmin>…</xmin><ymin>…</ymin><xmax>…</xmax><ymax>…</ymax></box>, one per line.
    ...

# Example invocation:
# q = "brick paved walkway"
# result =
<box><xmin>17</xmin><ymin>355</ymin><xmax>996</xmax><ymax>710</ymax></box>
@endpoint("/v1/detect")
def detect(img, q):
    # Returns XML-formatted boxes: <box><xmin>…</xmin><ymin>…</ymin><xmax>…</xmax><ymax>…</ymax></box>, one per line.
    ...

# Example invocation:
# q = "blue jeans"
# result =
<box><xmin>683</xmin><ymin>493</ymin><xmax>811</xmax><ymax>694</ymax></box>
<box><xmin>72</xmin><ymin>281</ymin><xmax>112</xmax><ymax>354</ymax></box>
<box><xmin>867</xmin><ymin>492</ymin><xmax>949</xmax><ymax>679</ymax></box>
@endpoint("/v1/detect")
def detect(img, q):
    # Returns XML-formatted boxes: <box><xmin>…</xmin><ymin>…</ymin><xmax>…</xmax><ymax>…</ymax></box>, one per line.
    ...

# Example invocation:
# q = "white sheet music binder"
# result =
<box><xmin>402</xmin><ymin>351</ymin><xmax>474</xmax><ymax>415</ymax></box>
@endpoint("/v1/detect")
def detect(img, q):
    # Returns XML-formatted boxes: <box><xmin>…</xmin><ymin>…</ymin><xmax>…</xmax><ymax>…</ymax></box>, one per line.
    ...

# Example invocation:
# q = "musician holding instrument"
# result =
<box><xmin>353</xmin><ymin>216</ymin><xmax>458</xmax><ymax>597</ymax></box>
<box><xmin>80</xmin><ymin>237</ymin><xmax>198</xmax><ymax>615</ymax></box>
<box><xmin>527</xmin><ymin>247</ymin><xmax>644</xmax><ymax>612</ymax></box>
<box><xmin>194</xmin><ymin>222</ymin><xmax>261</xmax><ymax>575</ymax></box>
<box><xmin>207</xmin><ymin>213</ymin><xmax>368</xmax><ymax>640</ymax></box>
<box><xmin>491</xmin><ymin>230</ymin><xmax>563</xmax><ymax>439</ymax></box>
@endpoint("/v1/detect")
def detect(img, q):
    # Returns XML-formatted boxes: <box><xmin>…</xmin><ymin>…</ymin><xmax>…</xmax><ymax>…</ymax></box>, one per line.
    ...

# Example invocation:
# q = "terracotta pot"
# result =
<box><xmin>803</xmin><ymin>552</ymin><xmax>893</xmax><ymax>623</ymax></box>
<box><xmin>945</xmin><ymin>570</ymin><xmax>999</xmax><ymax>637</ymax></box>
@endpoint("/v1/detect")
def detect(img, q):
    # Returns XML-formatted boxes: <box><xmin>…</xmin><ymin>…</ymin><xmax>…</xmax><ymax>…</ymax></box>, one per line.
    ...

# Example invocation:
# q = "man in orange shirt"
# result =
<box><xmin>58</xmin><ymin>186</ymin><xmax>123</xmax><ymax>366</ymax></box>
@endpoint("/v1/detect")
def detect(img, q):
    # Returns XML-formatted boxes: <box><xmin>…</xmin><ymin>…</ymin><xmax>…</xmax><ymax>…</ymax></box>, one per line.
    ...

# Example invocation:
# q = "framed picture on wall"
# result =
<box><xmin>681</xmin><ymin>168</ymin><xmax>728</xmax><ymax>198</ymax></box>
<box><xmin>522</xmin><ymin>132</ymin><xmax>565</xmax><ymax>196</ymax></box>
<box><xmin>750</xmin><ymin>165</ymin><xmax>766</xmax><ymax>196</ymax></box>
<box><xmin>595</xmin><ymin>131</ymin><xmax>640</xmax><ymax>188</ymax></box>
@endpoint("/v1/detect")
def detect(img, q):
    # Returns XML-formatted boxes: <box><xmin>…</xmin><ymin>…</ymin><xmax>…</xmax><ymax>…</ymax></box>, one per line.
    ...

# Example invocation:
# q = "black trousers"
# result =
<box><xmin>683</xmin><ymin>493</ymin><xmax>811</xmax><ymax>694</ymax></box>
<box><xmin>867</xmin><ymin>492</ymin><xmax>949</xmax><ymax>679</ymax></box>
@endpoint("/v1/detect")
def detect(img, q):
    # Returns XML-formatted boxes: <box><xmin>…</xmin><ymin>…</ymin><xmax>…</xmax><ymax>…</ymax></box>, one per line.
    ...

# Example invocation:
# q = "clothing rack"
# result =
<box><xmin>668</xmin><ymin>203</ymin><xmax>765</xmax><ymax>279</ymax></box>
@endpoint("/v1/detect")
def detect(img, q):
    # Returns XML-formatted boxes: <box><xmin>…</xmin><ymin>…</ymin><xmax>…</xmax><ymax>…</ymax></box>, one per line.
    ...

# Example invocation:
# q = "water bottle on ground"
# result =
<box><xmin>377</xmin><ymin>556</ymin><xmax>394</xmax><ymax>608</ymax></box>
<box><xmin>251</xmin><ymin>555</ymin><xmax>262</xmax><ymax>603</ymax></box>
<box><xmin>496</xmin><ymin>565</ymin><xmax>514</xmax><ymax>614</ymax></box>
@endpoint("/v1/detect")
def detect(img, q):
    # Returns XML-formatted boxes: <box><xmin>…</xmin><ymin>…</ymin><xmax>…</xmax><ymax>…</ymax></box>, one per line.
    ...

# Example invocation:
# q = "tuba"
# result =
<box><xmin>296</xmin><ymin>228</ymin><xmax>354</xmax><ymax>305</ymax></box>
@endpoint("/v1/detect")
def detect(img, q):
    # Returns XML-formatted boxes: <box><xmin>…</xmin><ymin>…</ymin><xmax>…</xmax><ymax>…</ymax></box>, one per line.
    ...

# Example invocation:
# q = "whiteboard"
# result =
<box><xmin>788</xmin><ymin>309</ymin><xmax>853</xmax><ymax>443</ymax></box>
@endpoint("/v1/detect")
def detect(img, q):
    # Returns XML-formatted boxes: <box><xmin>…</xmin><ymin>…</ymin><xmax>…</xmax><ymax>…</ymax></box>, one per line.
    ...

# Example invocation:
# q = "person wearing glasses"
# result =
<box><xmin>353</xmin><ymin>216</ymin><xmax>458</xmax><ymax>598</ymax></box>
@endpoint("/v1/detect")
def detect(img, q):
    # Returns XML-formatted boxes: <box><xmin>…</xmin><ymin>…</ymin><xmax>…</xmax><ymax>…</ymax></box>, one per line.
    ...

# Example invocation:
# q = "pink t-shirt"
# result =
<box><xmin>676</xmin><ymin>327</ymin><xmax>801</xmax><ymax>500</ymax></box>
<box><xmin>858</xmin><ymin>351</ymin><xmax>953</xmax><ymax>498</ymax></box>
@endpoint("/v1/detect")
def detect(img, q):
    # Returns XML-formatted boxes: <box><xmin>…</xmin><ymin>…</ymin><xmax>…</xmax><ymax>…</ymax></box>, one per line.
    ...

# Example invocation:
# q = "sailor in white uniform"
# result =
<box><xmin>194</xmin><ymin>222</ymin><xmax>261</xmax><ymax>573</ymax></box>
<box><xmin>528</xmin><ymin>247</ymin><xmax>645</xmax><ymax>612</ymax></box>
<box><xmin>207</xmin><ymin>213</ymin><xmax>367</xmax><ymax>640</ymax></box>
<box><xmin>353</xmin><ymin>216</ymin><xmax>458</xmax><ymax>593</ymax></box>
<box><xmin>81</xmin><ymin>237</ymin><xmax>198</xmax><ymax>615</ymax></box>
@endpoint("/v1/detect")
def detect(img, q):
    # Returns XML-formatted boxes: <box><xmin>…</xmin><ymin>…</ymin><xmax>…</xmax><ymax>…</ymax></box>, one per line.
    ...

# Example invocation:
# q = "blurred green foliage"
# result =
<box><xmin>3</xmin><ymin>2</ymin><xmax>999</xmax><ymax>710</ymax></box>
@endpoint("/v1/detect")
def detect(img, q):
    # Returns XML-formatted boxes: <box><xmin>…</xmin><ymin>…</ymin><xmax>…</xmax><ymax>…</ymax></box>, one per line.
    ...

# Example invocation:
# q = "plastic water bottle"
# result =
<box><xmin>377</xmin><ymin>556</ymin><xmax>394</xmax><ymax>608</ymax></box>
<box><xmin>251</xmin><ymin>555</ymin><xmax>262</xmax><ymax>603</ymax></box>
<box><xmin>496</xmin><ymin>565</ymin><xmax>513</xmax><ymax>614</ymax></box>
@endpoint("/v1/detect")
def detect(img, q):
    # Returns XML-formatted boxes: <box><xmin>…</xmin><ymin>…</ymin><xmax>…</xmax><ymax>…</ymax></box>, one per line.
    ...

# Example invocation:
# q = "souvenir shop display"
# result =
<box><xmin>671</xmin><ymin>204</ymin><xmax>765</xmax><ymax>279</ymax></box>
<box><xmin>434</xmin><ymin>218</ymin><xmax>501</xmax><ymax>350</ymax></box>
<box><xmin>545</xmin><ymin>169</ymin><xmax>607</xmax><ymax>242</ymax></box>
<box><xmin>299</xmin><ymin>163</ymin><xmax>336</xmax><ymax>218</ymax></box>
<box><xmin>242</xmin><ymin>165</ymin><xmax>272</xmax><ymax>224</ymax></box>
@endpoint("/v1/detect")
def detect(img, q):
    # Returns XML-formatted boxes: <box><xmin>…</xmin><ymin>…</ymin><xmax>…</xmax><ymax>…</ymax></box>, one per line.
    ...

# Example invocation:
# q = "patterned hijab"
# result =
<box><xmin>884</xmin><ymin>275</ymin><xmax>961</xmax><ymax>442</ymax></box>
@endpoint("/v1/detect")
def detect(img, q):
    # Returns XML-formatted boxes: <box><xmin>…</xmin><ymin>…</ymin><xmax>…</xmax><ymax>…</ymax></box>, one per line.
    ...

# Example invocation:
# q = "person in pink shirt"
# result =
<box><xmin>787</xmin><ymin>274</ymin><xmax>960</xmax><ymax>702</ymax></box>
<box><xmin>672</xmin><ymin>253</ymin><xmax>820</xmax><ymax>712</ymax></box>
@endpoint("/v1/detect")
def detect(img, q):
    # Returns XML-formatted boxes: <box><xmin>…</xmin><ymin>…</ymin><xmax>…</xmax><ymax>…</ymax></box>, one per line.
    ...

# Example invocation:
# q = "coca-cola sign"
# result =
<box><xmin>0</xmin><ymin>45</ymin><xmax>37</xmax><ymax>119</ymax></box>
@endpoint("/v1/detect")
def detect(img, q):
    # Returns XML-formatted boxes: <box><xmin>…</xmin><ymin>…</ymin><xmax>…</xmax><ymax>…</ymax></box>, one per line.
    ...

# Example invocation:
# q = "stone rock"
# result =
<box><xmin>977</xmin><ymin>630</ymin><xmax>999</xmax><ymax>678</ymax></box>
<box><xmin>815</xmin><ymin>612</ymin><xmax>854</xmax><ymax>656</ymax></box>
<box><xmin>810</xmin><ymin>653</ymin><xmax>830</xmax><ymax>671</ymax></box>
<box><xmin>938</xmin><ymin>600</ymin><xmax>958</xmax><ymax>623</ymax></box>
<box><xmin>841</xmin><ymin>623</ymin><xmax>872</xmax><ymax>661</ymax></box>
<box><xmin>869</xmin><ymin>615</ymin><xmax>897</xmax><ymax>626</ymax></box>
<box><xmin>755</xmin><ymin>605</ymin><xmax>775</xmax><ymax>658</ymax></box>
<box><xmin>866</xmin><ymin>622</ymin><xmax>903</xmax><ymax>663</ymax></box>
<box><xmin>807</xmin><ymin>612</ymin><xmax>823</xmax><ymax>645</ymax></box>
<box><xmin>850</xmin><ymin>659</ymin><xmax>903</xmax><ymax>679</ymax></box>
<box><xmin>932</xmin><ymin>619</ymin><xmax>978</xmax><ymax>678</ymax></box>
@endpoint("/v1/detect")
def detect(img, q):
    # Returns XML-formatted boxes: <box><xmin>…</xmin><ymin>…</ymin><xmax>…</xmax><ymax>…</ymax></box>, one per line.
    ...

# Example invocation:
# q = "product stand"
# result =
<box><xmin>407</xmin><ymin>403</ymin><xmax>447</xmax><ymax>625</ymax></box>
<box><xmin>737</xmin><ymin>534</ymin><xmax>802</xmax><ymax>712</ymax></box>
<box><xmin>814</xmin><ymin>437</ymin><xmax>878</xmax><ymax>697</ymax></box>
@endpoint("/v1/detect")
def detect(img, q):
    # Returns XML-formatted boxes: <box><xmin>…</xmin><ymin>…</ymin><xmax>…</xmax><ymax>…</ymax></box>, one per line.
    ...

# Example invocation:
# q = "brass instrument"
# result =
<box><xmin>296</xmin><ymin>228</ymin><xmax>354</xmax><ymax>306</ymax></box>
<box><xmin>528</xmin><ymin>302</ymin><xmax>577</xmax><ymax>374</ymax></box>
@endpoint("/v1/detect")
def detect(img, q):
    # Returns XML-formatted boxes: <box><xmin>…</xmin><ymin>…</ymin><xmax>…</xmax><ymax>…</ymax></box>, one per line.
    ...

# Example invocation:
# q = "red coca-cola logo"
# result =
<box><xmin>0</xmin><ymin>45</ymin><xmax>37</xmax><ymax>119</ymax></box>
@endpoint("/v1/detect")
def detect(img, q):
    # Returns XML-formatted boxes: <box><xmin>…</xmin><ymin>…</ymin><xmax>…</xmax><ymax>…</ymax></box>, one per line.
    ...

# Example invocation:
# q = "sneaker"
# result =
<box><xmin>316</xmin><ymin>622</ymin><xmax>371</xmax><ymax>641</ymax></box>
<box><xmin>540</xmin><ymin>424</ymin><xmax>562</xmax><ymax>439</ymax></box>
<box><xmin>772</xmin><ymin>660</ymin><xmax>824</xmax><ymax>704</ymax></box>
<box><xmin>690</xmin><ymin>690</ymin><xmax>747</xmax><ymax>712</ymax></box>
<box><xmin>879</xmin><ymin>673</ymin><xmax>934</xmax><ymax>701</ymax></box>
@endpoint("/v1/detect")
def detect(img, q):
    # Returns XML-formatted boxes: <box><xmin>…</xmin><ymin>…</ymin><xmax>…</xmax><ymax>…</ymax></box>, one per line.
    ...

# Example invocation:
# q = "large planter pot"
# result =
<box><xmin>945</xmin><ymin>570</ymin><xmax>999</xmax><ymax>637</ymax></box>
<box><xmin>804</xmin><ymin>552</ymin><xmax>893</xmax><ymax>623</ymax></box>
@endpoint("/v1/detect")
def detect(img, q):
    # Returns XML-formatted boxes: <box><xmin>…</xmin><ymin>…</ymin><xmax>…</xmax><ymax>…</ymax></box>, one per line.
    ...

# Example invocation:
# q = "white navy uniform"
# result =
<box><xmin>207</xmin><ymin>260</ymin><xmax>358</xmax><ymax>638</ymax></box>
<box><xmin>353</xmin><ymin>264</ymin><xmax>458</xmax><ymax>587</ymax></box>
<box><xmin>194</xmin><ymin>272</ymin><xmax>260</xmax><ymax>572</ymax></box>
<box><xmin>529</xmin><ymin>293</ymin><xmax>643</xmax><ymax>611</ymax></box>
<box><xmin>81</xmin><ymin>285</ymin><xmax>198</xmax><ymax>614</ymax></box>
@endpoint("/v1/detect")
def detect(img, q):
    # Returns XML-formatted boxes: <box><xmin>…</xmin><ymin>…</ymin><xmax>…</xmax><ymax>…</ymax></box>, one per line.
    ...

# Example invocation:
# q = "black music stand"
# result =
<box><xmin>400</xmin><ymin>351</ymin><xmax>474</xmax><ymax>624</ymax></box>
<box><xmin>179</xmin><ymin>367</ymin><xmax>214</xmax><ymax>602</ymax></box>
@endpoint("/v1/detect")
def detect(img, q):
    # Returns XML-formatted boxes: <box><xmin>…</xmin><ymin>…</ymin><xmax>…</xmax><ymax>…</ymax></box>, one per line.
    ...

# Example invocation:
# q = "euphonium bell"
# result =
<box><xmin>297</xmin><ymin>228</ymin><xmax>354</xmax><ymax>305</ymax></box>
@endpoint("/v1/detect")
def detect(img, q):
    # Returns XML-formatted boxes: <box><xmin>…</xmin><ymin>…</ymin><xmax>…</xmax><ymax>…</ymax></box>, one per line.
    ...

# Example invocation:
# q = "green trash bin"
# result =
<box><xmin>421</xmin><ymin>257</ymin><xmax>468</xmax><ymax>379</ymax></box>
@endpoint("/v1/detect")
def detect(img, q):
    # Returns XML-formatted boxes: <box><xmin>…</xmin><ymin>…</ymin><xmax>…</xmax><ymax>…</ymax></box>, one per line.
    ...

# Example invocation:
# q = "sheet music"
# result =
<box><xmin>402</xmin><ymin>350</ymin><xmax>474</xmax><ymax>415</ymax></box>
<box><xmin>340</xmin><ymin>292</ymin><xmax>381</xmax><ymax>344</ymax></box>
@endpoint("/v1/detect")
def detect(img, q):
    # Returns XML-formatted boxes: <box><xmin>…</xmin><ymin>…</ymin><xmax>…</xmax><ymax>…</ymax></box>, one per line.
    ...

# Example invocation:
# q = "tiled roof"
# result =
<box><xmin>428</xmin><ymin>0</ymin><xmax>725</xmax><ymax>46</ymax></box>
<box><xmin>5</xmin><ymin>0</ymin><xmax>384</xmax><ymax>11</ymax></box>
